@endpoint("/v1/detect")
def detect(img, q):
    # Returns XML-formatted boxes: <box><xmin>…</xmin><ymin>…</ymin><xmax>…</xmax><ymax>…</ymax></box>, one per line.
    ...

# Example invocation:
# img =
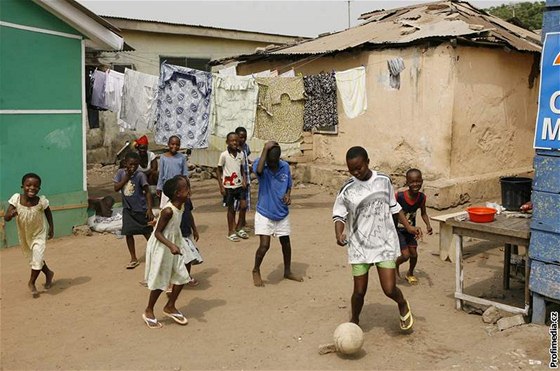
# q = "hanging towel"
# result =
<box><xmin>120</xmin><ymin>69</ymin><xmax>159</xmax><ymax>131</ymax></box>
<box><xmin>218</xmin><ymin>65</ymin><xmax>237</xmax><ymax>76</ymax></box>
<box><xmin>335</xmin><ymin>66</ymin><xmax>367</xmax><ymax>119</ymax></box>
<box><xmin>388</xmin><ymin>57</ymin><xmax>405</xmax><ymax>89</ymax></box>
<box><xmin>211</xmin><ymin>75</ymin><xmax>259</xmax><ymax>138</ymax></box>
<box><xmin>280</xmin><ymin>69</ymin><xmax>295</xmax><ymax>77</ymax></box>
<box><xmin>253</xmin><ymin>70</ymin><xmax>272</xmax><ymax>77</ymax></box>
<box><xmin>154</xmin><ymin>63</ymin><xmax>212</xmax><ymax>149</ymax></box>
<box><xmin>91</xmin><ymin>70</ymin><xmax>108</xmax><ymax>110</ymax></box>
<box><xmin>254</xmin><ymin>77</ymin><xmax>305</xmax><ymax>143</ymax></box>
<box><xmin>104</xmin><ymin>70</ymin><xmax>124</xmax><ymax>113</ymax></box>
<box><xmin>303</xmin><ymin>72</ymin><xmax>338</xmax><ymax>131</ymax></box>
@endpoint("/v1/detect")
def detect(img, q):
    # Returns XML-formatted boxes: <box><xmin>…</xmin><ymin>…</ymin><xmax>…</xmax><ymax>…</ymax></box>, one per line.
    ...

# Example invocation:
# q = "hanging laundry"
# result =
<box><xmin>211</xmin><ymin>75</ymin><xmax>259</xmax><ymax>138</ymax></box>
<box><xmin>335</xmin><ymin>66</ymin><xmax>367</xmax><ymax>119</ymax></box>
<box><xmin>104</xmin><ymin>70</ymin><xmax>124</xmax><ymax>113</ymax></box>
<box><xmin>120</xmin><ymin>69</ymin><xmax>159</xmax><ymax>132</ymax></box>
<box><xmin>303</xmin><ymin>72</ymin><xmax>338</xmax><ymax>131</ymax></box>
<box><xmin>218</xmin><ymin>64</ymin><xmax>237</xmax><ymax>76</ymax></box>
<box><xmin>154</xmin><ymin>63</ymin><xmax>212</xmax><ymax>149</ymax></box>
<box><xmin>388</xmin><ymin>57</ymin><xmax>405</xmax><ymax>89</ymax></box>
<box><xmin>91</xmin><ymin>69</ymin><xmax>108</xmax><ymax>110</ymax></box>
<box><xmin>253</xmin><ymin>70</ymin><xmax>272</xmax><ymax>77</ymax></box>
<box><xmin>280</xmin><ymin>69</ymin><xmax>295</xmax><ymax>77</ymax></box>
<box><xmin>254</xmin><ymin>77</ymin><xmax>305</xmax><ymax>143</ymax></box>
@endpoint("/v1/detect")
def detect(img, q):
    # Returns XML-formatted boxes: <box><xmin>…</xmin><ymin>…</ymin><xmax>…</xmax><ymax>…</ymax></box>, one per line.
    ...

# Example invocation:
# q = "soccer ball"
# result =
<box><xmin>333</xmin><ymin>322</ymin><xmax>364</xmax><ymax>355</ymax></box>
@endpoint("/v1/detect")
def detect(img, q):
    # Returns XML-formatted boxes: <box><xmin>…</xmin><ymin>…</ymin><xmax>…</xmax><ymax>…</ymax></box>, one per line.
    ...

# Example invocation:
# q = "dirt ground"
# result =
<box><xmin>0</xmin><ymin>172</ymin><xmax>552</xmax><ymax>370</ymax></box>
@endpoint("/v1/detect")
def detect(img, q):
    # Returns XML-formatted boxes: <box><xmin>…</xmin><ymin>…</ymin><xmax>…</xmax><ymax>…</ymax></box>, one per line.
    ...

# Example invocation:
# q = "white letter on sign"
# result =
<box><xmin>542</xmin><ymin>117</ymin><xmax>560</xmax><ymax>140</ymax></box>
<box><xmin>550</xmin><ymin>91</ymin><xmax>560</xmax><ymax>114</ymax></box>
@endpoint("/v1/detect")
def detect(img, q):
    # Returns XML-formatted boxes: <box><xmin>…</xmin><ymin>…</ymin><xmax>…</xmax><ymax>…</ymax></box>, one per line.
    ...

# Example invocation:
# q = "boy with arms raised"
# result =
<box><xmin>252</xmin><ymin>141</ymin><xmax>303</xmax><ymax>287</ymax></box>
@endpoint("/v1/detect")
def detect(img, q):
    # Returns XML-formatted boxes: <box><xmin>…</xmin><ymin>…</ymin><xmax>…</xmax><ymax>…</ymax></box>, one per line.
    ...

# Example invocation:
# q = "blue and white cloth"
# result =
<box><xmin>155</xmin><ymin>63</ymin><xmax>212</xmax><ymax>148</ymax></box>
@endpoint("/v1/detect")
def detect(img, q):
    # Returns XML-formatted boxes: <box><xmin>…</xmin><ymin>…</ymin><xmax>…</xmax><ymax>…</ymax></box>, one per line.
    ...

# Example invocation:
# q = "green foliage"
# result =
<box><xmin>484</xmin><ymin>1</ymin><xmax>545</xmax><ymax>30</ymax></box>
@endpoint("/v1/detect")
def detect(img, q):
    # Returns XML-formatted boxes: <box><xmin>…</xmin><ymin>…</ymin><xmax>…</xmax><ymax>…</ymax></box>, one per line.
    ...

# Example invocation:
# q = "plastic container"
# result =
<box><xmin>500</xmin><ymin>177</ymin><xmax>532</xmax><ymax>211</ymax></box>
<box><xmin>467</xmin><ymin>207</ymin><xmax>497</xmax><ymax>223</ymax></box>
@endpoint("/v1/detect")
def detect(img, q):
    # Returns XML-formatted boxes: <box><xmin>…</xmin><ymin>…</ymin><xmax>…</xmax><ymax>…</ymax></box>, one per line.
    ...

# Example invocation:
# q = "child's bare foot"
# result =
<box><xmin>28</xmin><ymin>283</ymin><xmax>39</xmax><ymax>298</ymax></box>
<box><xmin>252</xmin><ymin>270</ymin><xmax>264</xmax><ymax>287</ymax></box>
<box><xmin>44</xmin><ymin>270</ymin><xmax>54</xmax><ymax>289</ymax></box>
<box><xmin>284</xmin><ymin>272</ymin><xmax>303</xmax><ymax>282</ymax></box>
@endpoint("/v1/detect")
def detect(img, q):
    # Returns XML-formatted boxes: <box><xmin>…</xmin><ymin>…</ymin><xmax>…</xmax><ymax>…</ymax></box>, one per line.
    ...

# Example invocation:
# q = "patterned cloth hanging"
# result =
<box><xmin>254</xmin><ymin>77</ymin><xmax>305</xmax><ymax>143</ymax></box>
<box><xmin>303</xmin><ymin>72</ymin><xmax>338</xmax><ymax>131</ymax></box>
<box><xmin>154</xmin><ymin>63</ymin><xmax>212</xmax><ymax>148</ymax></box>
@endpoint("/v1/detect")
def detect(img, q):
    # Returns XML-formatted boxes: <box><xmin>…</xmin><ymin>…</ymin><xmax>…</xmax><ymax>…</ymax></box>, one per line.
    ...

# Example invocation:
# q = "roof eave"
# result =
<box><xmin>32</xmin><ymin>0</ymin><xmax>124</xmax><ymax>50</ymax></box>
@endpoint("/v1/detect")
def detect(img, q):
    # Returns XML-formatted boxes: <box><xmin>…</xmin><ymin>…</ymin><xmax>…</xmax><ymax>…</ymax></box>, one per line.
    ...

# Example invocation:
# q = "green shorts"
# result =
<box><xmin>352</xmin><ymin>261</ymin><xmax>396</xmax><ymax>276</ymax></box>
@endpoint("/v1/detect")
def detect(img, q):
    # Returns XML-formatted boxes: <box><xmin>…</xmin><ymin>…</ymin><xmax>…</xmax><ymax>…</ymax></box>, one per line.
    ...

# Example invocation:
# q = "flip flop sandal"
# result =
<box><xmin>400</xmin><ymin>300</ymin><xmax>414</xmax><ymax>331</ymax></box>
<box><xmin>126</xmin><ymin>261</ymin><xmax>140</xmax><ymax>269</ymax></box>
<box><xmin>236</xmin><ymin>229</ymin><xmax>249</xmax><ymax>239</ymax></box>
<box><xmin>142</xmin><ymin>314</ymin><xmax>162</xmax><ymax>329</ymax></box>
<box><xmin>187</xmin><ymin>278</ymin><xmax>200</xmax><ymax>287</ymax></box>
<box><xmin>405</xmin><ymin>275</ymin><xmax>419</xmax><ymax>285</ymax></box>
<box><xmin>227</xmin><ymin>234</ymin><xmax>240</xmax><ymax>242</ymax></box>
<box><xmin>163</xmin><ymin>311</ymin><xmax>188</xmax><ymax>325</ymax></box>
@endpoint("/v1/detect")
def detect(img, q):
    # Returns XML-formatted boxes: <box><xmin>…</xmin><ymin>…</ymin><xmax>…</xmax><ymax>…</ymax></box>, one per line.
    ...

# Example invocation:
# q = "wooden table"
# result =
<box><xmin>444</xmin><ymin>214</ymin><xmax>531</xmax><ymax>315</ymax></box>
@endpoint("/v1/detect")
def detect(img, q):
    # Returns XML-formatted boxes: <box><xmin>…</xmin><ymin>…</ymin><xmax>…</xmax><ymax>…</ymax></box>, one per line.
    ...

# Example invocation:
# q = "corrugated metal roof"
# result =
<box><xmin>100</xmin><ymin>15</ymin><xmax>304</xmax><ymax>40</ymax></box>
<box><xmin>212</xmin><ymin>0</ymin><xmax>541</xmax><ymax>65</ymax></box>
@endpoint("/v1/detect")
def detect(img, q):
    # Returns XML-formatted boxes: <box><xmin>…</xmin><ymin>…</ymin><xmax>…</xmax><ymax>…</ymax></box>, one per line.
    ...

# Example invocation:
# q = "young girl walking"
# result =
<box><xmin>143</xmin><ymin>175</ymin><xmax>191</xmax><ymax>329</ymax></box>
<box><xmin>156</xmin><ymin>135</ymin><xmax>188</xmax><ymax>208</ymax></box>
<box><xmin>4</xmin><ymin>173</ymin><xmax>55</xmax><ymax>298</ymax></box>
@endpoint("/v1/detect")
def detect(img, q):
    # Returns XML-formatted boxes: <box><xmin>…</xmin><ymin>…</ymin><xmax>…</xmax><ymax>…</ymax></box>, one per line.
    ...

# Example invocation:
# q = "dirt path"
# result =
<box><xmin>0</xmin><ymin>178</ymin><xmax>550</xmax><ymax>370</ymax></box>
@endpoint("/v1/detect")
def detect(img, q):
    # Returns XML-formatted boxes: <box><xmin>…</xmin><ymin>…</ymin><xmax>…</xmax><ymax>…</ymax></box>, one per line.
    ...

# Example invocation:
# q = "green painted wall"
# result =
<box><xmin>0</xmin><ymin>1</ymin><xmax>87</xmax><ymax>248</ymax></box>
<box><xmin>0</xmin><ymin>27</ymin><xmax>82</xmax><ymax>109</ymax></box>
<box><xmin>0</xmin><ymin>0</ymin><xmax>81</xmax><ymax>35</ymax></box>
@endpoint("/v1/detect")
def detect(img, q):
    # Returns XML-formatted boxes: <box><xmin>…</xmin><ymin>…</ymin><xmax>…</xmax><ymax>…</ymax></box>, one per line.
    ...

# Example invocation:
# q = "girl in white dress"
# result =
<box><xmin>4</xmin><ymin>173</ymin><xmax>55</xmax><ymax>298</ymax></box>
<box><xmin>143</xmin><ymin>175</ymin><xmax>191</xmax><ymax>329</ymax></box>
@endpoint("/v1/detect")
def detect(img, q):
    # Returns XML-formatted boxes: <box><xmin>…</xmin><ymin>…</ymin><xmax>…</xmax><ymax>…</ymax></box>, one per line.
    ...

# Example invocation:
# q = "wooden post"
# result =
<box><xmin>455</xmin><ymin>235</ymin><xmax>463</xmax><ymax>310</ymax></box>
<box><xmin>503</xmin><ymin>243</ymin><xmax>511</xmax><ymax>290</ymax></box>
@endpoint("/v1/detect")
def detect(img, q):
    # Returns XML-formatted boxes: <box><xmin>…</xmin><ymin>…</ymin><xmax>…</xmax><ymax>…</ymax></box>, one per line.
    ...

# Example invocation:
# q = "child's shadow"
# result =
<box><xmin>265</xmin><ymin>261</ymin><xmax>309</xmax><ymax>285</ymax></box>
<box><xmin>178</xmin><ymin>297</ymin><xmax>227</xmax><ymax>323</ymax></box>
<box><xmin>359</xmin><ymin>302</ymin><xmax>424</xmax><ymax>336</ymax></box>
<box><xmin>42</xmin><ymin>276</ymin><xmax>91</xmax><ymax>296</ymax></box>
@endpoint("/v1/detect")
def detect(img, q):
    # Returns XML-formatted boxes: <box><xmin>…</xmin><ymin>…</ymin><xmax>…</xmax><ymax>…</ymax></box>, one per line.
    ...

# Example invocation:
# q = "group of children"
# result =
<box><xmin>5</xmin><ymin>136</ymin><xmax>431</xmax><ymax>331</ymax></box>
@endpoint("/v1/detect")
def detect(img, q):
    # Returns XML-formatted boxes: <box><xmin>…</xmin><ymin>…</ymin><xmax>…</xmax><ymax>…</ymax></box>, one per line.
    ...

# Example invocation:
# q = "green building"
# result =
<box><xmin>0</xmin><ymin>0</ymin><xmax>123</xmax><ymax>247</ymax></box>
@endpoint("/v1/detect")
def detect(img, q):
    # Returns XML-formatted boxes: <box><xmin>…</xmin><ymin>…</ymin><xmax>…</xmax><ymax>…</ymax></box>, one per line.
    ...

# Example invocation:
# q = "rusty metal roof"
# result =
<box><xmin>212</xmin><ymin>0</ymin><xmax>541</xmax><ymax>65</ymax></box>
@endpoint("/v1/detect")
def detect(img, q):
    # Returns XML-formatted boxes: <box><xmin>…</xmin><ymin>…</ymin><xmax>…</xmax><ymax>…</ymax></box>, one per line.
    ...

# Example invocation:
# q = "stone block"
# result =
<box><xmin>86</xmin><ymin>128</ymin><xmax>104</xmax><ymax>149</ymax></box>
<box><xmin>482</xmin><ymin>306</ymin><xmax>503</xmax><ymax>324</ymax></box>
<box><xmin>497</xmin><ymin>314</ymin><xmax>525</xmax><ymax>331</ymax></box>
<box><xmin>87</xmin><ymin>147</ymin><xmax>109</xmax><ymax>164</ymax></box>
<box><xmin>72</xmin><ymin>225</ymin><xmax>92</xmax><ymax>237</ymax></box>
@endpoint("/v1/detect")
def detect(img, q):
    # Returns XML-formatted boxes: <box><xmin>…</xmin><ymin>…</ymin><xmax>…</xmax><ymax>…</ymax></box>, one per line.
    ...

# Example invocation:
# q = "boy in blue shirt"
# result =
<box><xmin>252</xmin><ymin>141</ymin><xmax>303</xmax><ymax>287</ymax></box>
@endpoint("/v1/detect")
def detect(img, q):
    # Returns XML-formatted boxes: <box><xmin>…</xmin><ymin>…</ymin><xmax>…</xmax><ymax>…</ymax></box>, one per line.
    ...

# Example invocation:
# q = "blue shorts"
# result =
<box><xmin>398</xmin><ymin>228</ymin><xmax>417</xmax><ymax>250</ymax></box>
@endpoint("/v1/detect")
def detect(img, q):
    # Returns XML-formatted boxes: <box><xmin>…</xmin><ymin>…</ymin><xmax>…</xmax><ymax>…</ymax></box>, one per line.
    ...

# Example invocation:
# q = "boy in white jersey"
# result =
<box><xmin>332</xmin><ymin>146</ymin><xmax>420</xmax><ymax>330</ymax></box>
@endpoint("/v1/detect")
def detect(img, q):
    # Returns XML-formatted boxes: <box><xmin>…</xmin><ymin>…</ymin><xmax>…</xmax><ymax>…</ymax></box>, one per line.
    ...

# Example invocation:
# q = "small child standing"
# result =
<box><xmin>395</xmin><ymin>168</ymin><xmax>433</xmax><ymax>285</ymax></box>
<box><xmin>157</xmin><ymin>135</ymin><xmax>188</xmax><ymax>208</ymax></box>
<box><xmin>235</xmin><ymin>126</ymin><xmax>252</xmax><ymax>230</ymax></box>
<box><xmin>114</xmin><ymin>152</ymin><xmax>155</xmax><ymax>269</ymax></box>
<box><xmin>4</xmin><ymin>173</ymin><xmax>55</xmax><ymax>298</ymax></box>
<box><xmin>217</xmin><ymin>132</ymin><xmax>247</xmax><ymax>242</ymax></box>
<box><xmin>143</xmin><ymin>175</ymin><xmax>191</xmax><ymax>329</ymax></box>
<box><xmin>252</xmin><ymin>141</ymin><xmax>303</xmax><ymax>287</ymax></box>
<box><xmin>179</xmin><ymin>184</ymin><xmax>203</xmax><ymax>287</ymax></box>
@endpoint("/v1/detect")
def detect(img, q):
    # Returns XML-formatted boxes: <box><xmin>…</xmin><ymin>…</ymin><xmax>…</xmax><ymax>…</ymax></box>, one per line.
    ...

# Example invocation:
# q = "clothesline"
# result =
<box><xmin>89</xmin><ymin>61</ymin><xmax>371</xmax><ymax>150</ymax></box>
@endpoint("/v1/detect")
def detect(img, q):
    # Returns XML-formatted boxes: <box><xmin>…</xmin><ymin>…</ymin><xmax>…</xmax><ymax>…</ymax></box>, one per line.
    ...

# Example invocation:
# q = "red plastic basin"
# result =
<box><xmin>467</xmin><ymin>207</ymin><xmax>497</xmax><ymax>223</ymax></box>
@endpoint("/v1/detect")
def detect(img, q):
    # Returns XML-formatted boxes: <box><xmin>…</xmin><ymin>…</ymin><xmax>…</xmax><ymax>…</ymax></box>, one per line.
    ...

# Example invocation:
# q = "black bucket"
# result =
<box><xmin>500</xmin><ymin>177</ymin><xmax>532</xmax><ymax>211</ymax></box>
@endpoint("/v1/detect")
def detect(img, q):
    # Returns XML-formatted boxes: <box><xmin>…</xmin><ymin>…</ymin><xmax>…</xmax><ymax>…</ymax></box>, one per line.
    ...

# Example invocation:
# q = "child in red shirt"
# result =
<box><xmin>395</xmin><ymin>169</ymin><xmax>433</xmax><ymax>285</ymax></box>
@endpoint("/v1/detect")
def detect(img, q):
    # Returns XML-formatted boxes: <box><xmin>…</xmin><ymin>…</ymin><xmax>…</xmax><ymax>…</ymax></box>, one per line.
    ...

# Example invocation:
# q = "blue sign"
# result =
<box><xmin>534</xmin><ymin>32</ymin><xmax>560</xmax><ymax>150</ymax></box>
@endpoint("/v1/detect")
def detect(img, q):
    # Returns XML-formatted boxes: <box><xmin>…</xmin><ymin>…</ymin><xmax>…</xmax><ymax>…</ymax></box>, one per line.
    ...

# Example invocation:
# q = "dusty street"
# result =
<box><xmin>0</xmin><ymin>176</ymin><xmax>551</xmax><ymax>370</ymax></box>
